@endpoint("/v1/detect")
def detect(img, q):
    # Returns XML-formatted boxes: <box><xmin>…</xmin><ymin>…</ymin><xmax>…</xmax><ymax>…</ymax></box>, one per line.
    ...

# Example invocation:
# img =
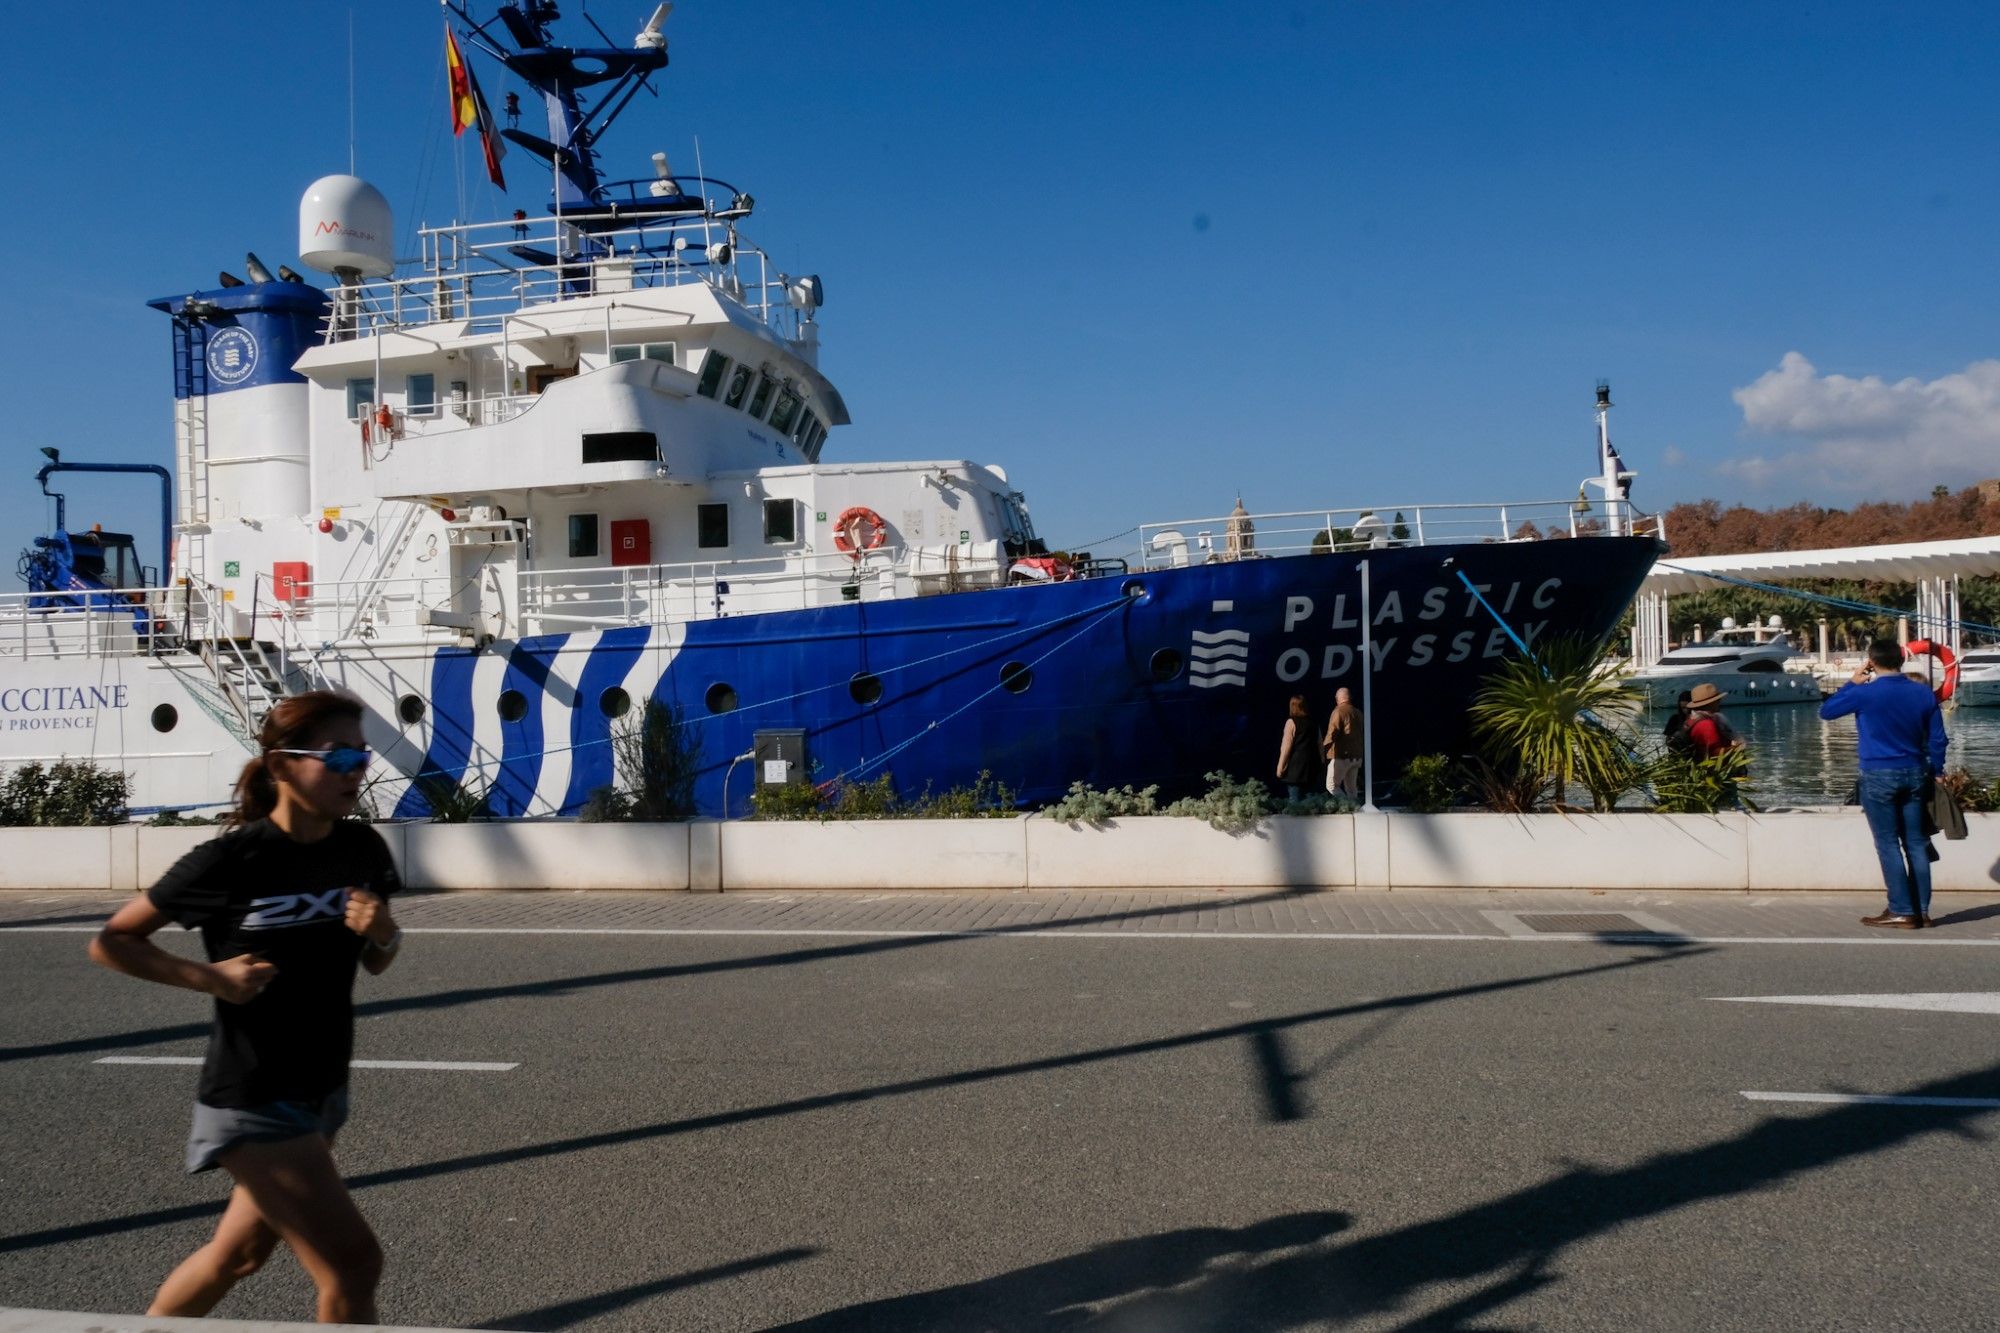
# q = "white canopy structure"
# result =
<box><xmin>1630</xmin><ymin>535</ymin><xmax>2000</xmax><ymax>664</ymax></box>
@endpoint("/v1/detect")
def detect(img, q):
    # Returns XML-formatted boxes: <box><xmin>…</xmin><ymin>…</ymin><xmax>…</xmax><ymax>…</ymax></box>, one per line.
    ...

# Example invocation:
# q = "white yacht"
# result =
<box><xmin>1951</xmin><ymin>644</ymin><xmax>2000</xmax><ymax>708</ymax></box>
<box><xmin>1629</xmin><ymin>617</ymin><xmax>1822</xmax><ymax>707</ymax></box>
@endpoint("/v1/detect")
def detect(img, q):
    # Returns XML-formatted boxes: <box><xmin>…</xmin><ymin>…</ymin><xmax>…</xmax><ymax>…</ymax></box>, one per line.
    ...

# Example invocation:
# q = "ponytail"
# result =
<box><xmin>228</xmin><ymin>690</ymin><xmax>366</xmax><ymax>826</ymax></box>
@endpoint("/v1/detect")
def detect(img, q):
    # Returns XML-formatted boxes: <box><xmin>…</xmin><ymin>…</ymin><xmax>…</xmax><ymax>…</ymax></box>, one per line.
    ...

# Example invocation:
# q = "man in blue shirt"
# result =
<box><xmin>1819</xmin><ymin>639</ymin><xmax>1950</xmax><ymax>928</ymax></box>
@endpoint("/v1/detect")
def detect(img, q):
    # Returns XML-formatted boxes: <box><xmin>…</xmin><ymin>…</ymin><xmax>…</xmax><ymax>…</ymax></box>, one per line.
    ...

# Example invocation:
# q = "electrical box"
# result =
<box><xmin>609</xmin><ymin>518</ymin><xmax>651</xmax><ymax>567</ymax></box>
<box><xmin>272</xmin><ymin>561</ymin><xmax>311</xmax><ymax>601</ymax></box>
<box><xmin>753</xmin><ymin>729</ymin><xmax>808</xmax><ymax>788</ymax></box>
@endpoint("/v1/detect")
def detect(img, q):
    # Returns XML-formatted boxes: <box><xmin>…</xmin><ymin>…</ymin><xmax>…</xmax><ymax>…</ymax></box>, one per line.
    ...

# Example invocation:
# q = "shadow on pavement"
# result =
<box><xmin>772</xmin><ymin>1061</ymin><xmax>2000</xmax><ymax>1331</ymax></box>
<box><xmin>0</xmin><ymin>950</ymin><xmax>1686</xmax><ymax>1254</ymax></box>
<box><xmin>476</xmin><ymin>1246</ymin><xmax>817</xmax><ymax>1330</ymax></box>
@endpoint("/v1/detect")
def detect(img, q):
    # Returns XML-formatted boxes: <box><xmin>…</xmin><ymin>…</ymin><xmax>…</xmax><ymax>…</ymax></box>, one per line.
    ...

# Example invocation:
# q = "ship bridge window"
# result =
<box><xmin>723</xmin><ymin>365</ymin><xmax>754</xmax><ymax>409</ymax></box>
<box><xmin>345</xmin><ymin>377</ymin><xmax>375</xmax><ymax>421</ymax></box>
<box><xmin>763</xmin><ymin>498</ymin><xmax>798</xmax><ymax>545</ymax></box>
<box><xmin>568</xmin><ymin>514</ymin><xmax>599</xmax><ymax>560</ymax></box>
<box><xmin>698</xmin><ymin>503</ymin><xmax>730</xmax><ymax>549</ymax></box>
<box><xmin>696</xmin><ymin>352</ymin><xmax>730</xmax><ymax>398</ymax></box>
<box><xmin>611</xmin><ymin>341</ymin><xmax>677</xmax><ymax>365</ymax></box>
<box><xmin>582</xmin><ymin>431</ymin><xmax>659</xmax><ymax>464</ymax></box>
<box><xmin>1738</xmin><ymin>659</ymin><xmax>1783</xmax><ymax>673</ymax></box>
<box><xmin>407</xmin><ymin>373</ymin><xmax>437</xmax><ymax>417</ymax></box>
<box><xmin>792</xmin><ymin>408</ymin><xmax>819</xmax><ymax>447</ymax></box>
<box><xmin>747</xmin><ymin>373</ymin><xmax>775</xmax><ymax>420</ymax></box>
<box><xmin>769</xmin><ymin>389</ymin><xmax>801</xmax><ymax>434</ymax></box>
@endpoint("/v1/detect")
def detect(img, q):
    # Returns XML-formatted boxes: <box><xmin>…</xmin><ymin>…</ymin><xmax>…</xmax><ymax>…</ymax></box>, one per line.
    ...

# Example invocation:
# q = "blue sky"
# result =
<box><xmin>4</xmin><ymin>1</ymin><xmax>1995</xmax><ymax>576</ymax></box>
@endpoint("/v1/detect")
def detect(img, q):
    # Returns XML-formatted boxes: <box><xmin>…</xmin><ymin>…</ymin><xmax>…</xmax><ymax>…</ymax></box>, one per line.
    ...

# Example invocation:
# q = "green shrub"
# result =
<box><xmin>750</xmin><ymin>780</ymin><xmax>828</xmax><ymax>820</ymax></box>
<box><xmin>614</xmin><ymin>699</ymin><xmax>701</xmax><ymax>821</ymax></box>
<box><xmin>410</xmin><ymin>770</ymin><xmax>490</xmax><ymax>823</ymax></box>
<box><xmin>144</xmin><ymin>808</ymin><xmax>220</xmax><ymax>827</ymax></box>
<box><xmin>906</xmin><ymin>771</ymin><xmax>1018</xmax><ymax>819</ymax></box>
<box><xmin>1396</xmin><ymin>753</ymin><xmax>1460</xmax><ymax>813</ymax></box>
<box><xmin>0</xmin><ymin>760</ymin><xmax>131</xmax><ymax>826</ymax></box>
<box><xmin>1045</xmin><ymin>780</ymin><xmax>1162</xmax><ymax>824</ymax></box>
<box><xmin>1162</xmin><ymin>770</ymin><xmax>1273</xmax><ymax>833</ymax></box>
<box><xmin>1648</xmin><ymin>748</ymin><xmax>1753</xmax><ymax>814</ymax></box>
<box><xmin>1467</xmin><ymin>636</ymin><xmax>1645</xmax><ymax>811</ymax></box>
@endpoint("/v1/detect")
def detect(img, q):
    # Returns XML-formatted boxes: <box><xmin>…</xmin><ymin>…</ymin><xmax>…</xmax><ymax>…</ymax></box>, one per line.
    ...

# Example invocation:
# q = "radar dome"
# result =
<box><xmin>298</xmin><ymin>175</ymin><xmax>394</xmax><ymax>278</ymax></box>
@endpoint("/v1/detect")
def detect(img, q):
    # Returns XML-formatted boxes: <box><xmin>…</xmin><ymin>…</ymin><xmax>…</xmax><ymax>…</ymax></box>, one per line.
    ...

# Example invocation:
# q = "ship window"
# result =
<box><xmin>763</xmin><ymin>498</ymin><xmax>797</xmax><ymax>545</ymax></box>
<box><xmin>803</xmin><ymin>420</ymin><xmax>828</xmax><ymax>459</ymax></box>
<box><xmin>407</xmin><ymin>373</ymin><xmax>437</xmax><ymax>416</ymax></box>
<box><xmin>723</xmin><ymin>365</ymin><xmax>753</xmax><ymax>409</ymax></box>
<box><xmin>793</xmin><ymin>408</ymin><xmax>820</xmax><ymax>445</ymax></box>
<box><xmin>849</xmin><ymin>671</ymin><xmax>883</xmax><ymax>706</ymax></box>
<box><xmin>150</xmin><ymin>703</ymin><xmax>179</xmax><ymax>734</ymax></box>
<box><xmin>611</xmin><ymin>341</ymin><xmax>676</xmax><ymax>365</ymax></box>
<box><xmin>696</xmin><ymin>352</ymin><xmax>730</xmax><ymax>398</ymax></box>
<box><xmin>1738</xmin><ymin>659</ymin><xmax>1783</xmax><ymax>673</ymax></box>
<box><xmin>611</xmin><ymin>345</ymin><xmax>640</xmax><ymax>364</ymax></box>
<box><xmin>747</xmin><ymin>373</ymin><xmax>775</xmax><ymax>420</ymax></box>
<box><xmin>769</xmin><ymin>390</ymin><xmax>801</xmax><ymax>434</ymax></box>
<box><xmin>582</xmin><ymin>431</ymin><xmax>658</xmax><ymax>464</ymax></box>
<box><xmin>497</xmin><ymin>690</ymin><xmax>528</xmax><ymax>723</ymax></box>
<box><xmin>345</xmin><ymin>377</ymin><xmax>375</xmax><ymax>420</ymax></box>
<box><xmin>697</xmin><ymin>503</ymin><xmax>730</xmax><ymax>549</ymax></box>
<box><xmin>1000</xmin><ymin>661</ymin><xmax>1033</xmax><ymax>694</ymax></box>
<box><xmin>599</xmin><ymin>687</ymin><xmax>631</xmax><ymax>718</ymax></box>
<box><xmin>568</xmin><ymin>514</ymin><xmax>599</xmax><ymax>559</ymax></box>
<box><xmin>1149</xmin><ymin>648</ymin><xmax>1184</xmax><ymax>682</ymax></box>
<box><xmin>705</xmin><ymin>682</ymin><xmax>738</xmax><ymax>714</ymax></box>
<box><xmin>397</xmin><ymin>694</ymin><xmax>426</xmax><ymax>725</ymax></box>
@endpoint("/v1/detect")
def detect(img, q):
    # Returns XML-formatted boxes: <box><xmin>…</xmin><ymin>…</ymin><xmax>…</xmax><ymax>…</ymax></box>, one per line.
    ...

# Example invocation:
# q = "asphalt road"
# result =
<box><xmin>2</xmin><ymin>889</ymin><xmax>1998</xmax><ymax>1331</ymax></box>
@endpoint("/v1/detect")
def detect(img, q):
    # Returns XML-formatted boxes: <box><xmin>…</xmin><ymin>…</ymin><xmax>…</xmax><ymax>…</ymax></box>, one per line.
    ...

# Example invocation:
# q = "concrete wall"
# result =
<box><xmin>4</xmin><ymin>812</ymin><xmax>1996</xmax><ymax>893</ymax></box>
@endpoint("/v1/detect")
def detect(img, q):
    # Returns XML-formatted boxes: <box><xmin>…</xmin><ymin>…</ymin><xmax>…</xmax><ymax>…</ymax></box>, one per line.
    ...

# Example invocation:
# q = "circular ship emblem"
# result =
<box><xmin>205</xmin><ymin>327</ymin><xmax>259</xmax><ymax>386</ymax></box>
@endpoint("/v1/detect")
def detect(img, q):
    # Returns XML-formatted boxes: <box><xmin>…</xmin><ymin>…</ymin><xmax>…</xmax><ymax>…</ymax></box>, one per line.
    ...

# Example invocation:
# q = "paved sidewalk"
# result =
<box><xmin>6</xmin><ymin>886</ymin><xmax>1999</xmax><ymax>943</ymax></box>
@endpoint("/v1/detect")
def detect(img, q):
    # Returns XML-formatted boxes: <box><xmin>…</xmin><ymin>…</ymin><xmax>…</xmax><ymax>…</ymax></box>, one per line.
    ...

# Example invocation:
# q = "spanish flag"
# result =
<box><xmin>444</xmin><ymin>26</ymin><xmax>507</xmax><ymax>189</ymax></box>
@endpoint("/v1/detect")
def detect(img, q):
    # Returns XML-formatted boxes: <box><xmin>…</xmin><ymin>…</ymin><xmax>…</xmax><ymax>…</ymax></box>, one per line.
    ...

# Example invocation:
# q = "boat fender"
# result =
<box><xmin>832</xmin><ymin>506</ymin><xmax>889</xmax><ymax>560</ymax></box>
<box><xmin>1903</xmin><ymin>639</ymin><xmax>1957</xmax><ymax>702</ymax></box>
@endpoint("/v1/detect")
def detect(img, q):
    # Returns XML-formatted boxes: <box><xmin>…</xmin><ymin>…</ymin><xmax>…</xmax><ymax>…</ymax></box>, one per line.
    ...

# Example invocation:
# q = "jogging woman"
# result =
<box><xmin>90</xmin><ymin>691</ymin><xmax>402</xmax><ymax>1323</ymax></box>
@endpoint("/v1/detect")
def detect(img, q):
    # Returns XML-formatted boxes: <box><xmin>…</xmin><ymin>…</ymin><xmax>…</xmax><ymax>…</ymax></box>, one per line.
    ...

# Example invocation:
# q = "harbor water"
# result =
<box><xmin>1645</xmin><ymin>700</ymin><xmax>2000</xmax><ymax>807</ymax></box>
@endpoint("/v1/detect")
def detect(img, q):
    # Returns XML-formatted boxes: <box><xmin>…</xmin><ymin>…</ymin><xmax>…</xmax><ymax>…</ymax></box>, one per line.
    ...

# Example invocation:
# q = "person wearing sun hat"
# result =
<box><xmin>1682</xmin><ymin>682</ymin><xmax>1741</xmax><ymax>759</ymax></box>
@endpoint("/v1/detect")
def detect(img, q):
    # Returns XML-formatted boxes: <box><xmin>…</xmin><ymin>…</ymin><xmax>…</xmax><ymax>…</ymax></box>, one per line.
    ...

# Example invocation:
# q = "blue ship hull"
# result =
<box><xmin>391</xmin><ymin>535</ymin><xmax>1659</xmax><ymax>817</ymax></box>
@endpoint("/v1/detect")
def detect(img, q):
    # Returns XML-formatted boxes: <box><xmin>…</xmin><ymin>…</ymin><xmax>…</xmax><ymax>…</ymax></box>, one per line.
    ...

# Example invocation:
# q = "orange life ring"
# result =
<box><xmin>832</xmin><ymin>506</ymin><xmax>889</xmax><ymax>560</ymax></box>
<box><xmin>1904</xmin><ymin>639</ymin><xmax>1958</xmax><ymax>702</ymax></box>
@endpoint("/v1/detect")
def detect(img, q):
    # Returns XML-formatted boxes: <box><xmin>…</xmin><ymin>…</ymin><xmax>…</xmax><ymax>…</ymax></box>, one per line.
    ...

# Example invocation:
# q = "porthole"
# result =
<box><xmin>1000</xmin><ymin>661</ymin><xmax>1033</xmax><ymax>694</ymax></box>
<box><xmin>150</xmin><ymin>703</ymin><xmax>178</xmax><ymax>734</ymax></box>
<box><xmin>600</xmin><ymin>687</ymin><xmax>632</xmax><ymax>719</ymax></box>
<box><xmin>497</xmin><ymin>690</ymin><xmax>528</xmax><ymax>723</ymax></box>
<box><xmin>849</xmin><ymin>671</ymin><xmax>883</xmax><ymax>706</ymax></box>
<box><xmin>705</xmin><ymin>682</ymin><xmax>738</xmax><ymax>714</ymax></box>
<box><xmin>1149</xmin><ymin>648</ymin><xmax>1184</xmax><ymax>682</ymax></box>
<box><xmin>397</xmin><ymin>694</ymin><xmax>426</xmax><ymax>725</ymax></box>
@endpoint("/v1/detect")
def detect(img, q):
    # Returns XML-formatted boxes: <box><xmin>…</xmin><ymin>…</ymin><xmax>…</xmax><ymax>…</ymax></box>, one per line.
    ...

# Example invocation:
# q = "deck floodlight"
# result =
<box><xmin>244</xmin><ymin>252</ymin><xmax>276</xmax><ymax>283</ymax></box>
<box><xmin>707</xmin><ymin>242</ymin><xmax>731</xmax><ymax>266</ymax></box>
<box><xmin>40</xmin><ymin>447</ymin><xmax>59</xmax><ymax>463</ymax></box>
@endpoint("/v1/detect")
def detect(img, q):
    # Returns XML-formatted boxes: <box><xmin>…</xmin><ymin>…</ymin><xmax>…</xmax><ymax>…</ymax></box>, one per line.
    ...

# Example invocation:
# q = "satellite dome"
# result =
<box><xmin>298</xmin><ymin>175</ymin><xmax>394</xmax><ymax>278</ymax></box>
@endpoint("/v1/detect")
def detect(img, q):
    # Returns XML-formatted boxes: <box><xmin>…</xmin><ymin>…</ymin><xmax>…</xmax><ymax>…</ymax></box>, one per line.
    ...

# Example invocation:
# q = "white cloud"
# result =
<box><xmin>1723</xmin><ymin>352</ymin><xmax>2000</xmax><ymax>492</ymax></box>
<box><xmin>1661</xmin><ymin>445</ymin><xmax>1688</xmax><ymax>466</ymax></box>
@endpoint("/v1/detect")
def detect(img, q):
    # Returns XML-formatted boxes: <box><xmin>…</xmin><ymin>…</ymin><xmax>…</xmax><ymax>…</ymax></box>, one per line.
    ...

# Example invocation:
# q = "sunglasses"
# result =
<box><xmin>270</xmin><ymin>746</ymin><xmax>374</xmax><ymax>775</ymax></box>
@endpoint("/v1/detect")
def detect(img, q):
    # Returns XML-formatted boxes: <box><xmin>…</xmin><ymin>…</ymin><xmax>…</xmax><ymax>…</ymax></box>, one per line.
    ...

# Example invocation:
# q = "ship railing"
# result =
<box><xmin>271</xmin><ymin>573</ymin><xmax>467</xmax><ymax>646</ymax></box>
<box><xmin>322</xmin><ymin>213</ymin><xmax>802</xmax><ymax>343</ymax></box>
<box><xmin>0</xmin><ymin>585</ymin><xmax>185</xmax><ymax>661</ymax></box>
<box><xmin>518</xmin><ymin>548</ymin><xmax>918</xmax><ymax>631</ymax></box>
<box><xmin>1132</xmin><ymin>499</ymin><xmax>1660</xmax><ymax>570</ymax></box>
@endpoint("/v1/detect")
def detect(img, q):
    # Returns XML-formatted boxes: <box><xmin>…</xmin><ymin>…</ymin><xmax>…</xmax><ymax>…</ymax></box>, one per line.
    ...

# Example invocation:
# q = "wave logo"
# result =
<box><xmin>1188</xmin><ymin>629</ymin><xmax>1250</xmax><ymax>689</ymax></box>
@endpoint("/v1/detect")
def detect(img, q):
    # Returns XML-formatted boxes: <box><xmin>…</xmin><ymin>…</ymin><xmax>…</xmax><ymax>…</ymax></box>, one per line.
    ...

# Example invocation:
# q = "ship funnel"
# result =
<box><xmin>298</xmin><ymin>175</ymin><xmax>394</xmax><ymax>279</ymax></box>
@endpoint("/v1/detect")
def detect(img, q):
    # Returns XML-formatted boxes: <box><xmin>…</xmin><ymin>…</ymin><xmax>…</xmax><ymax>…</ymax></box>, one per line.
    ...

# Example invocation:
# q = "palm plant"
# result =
<box><xmin>1466</xmin><ymin>636</ymin><xmax>1644</xmax><ymax>811</ymax></box>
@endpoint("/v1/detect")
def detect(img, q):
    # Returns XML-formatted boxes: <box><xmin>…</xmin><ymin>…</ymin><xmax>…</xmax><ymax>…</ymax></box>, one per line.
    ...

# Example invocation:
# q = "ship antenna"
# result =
<box><xmin>348</xmin><ymin>10</ymin><xmax>357</xmax><ymax>174</ymax></box>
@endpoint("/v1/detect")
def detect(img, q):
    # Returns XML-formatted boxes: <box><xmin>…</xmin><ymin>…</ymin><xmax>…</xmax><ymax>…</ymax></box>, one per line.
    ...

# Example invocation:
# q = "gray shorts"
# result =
<box><xmin>186</xmin><ymin>1086</ymin><xmax>350</xmax><ymax>1174</ymax></box>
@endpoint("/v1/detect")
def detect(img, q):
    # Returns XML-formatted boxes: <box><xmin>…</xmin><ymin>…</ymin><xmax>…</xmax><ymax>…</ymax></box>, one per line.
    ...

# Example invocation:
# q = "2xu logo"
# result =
<box><xmin>241</xmin><ymin>889</ymin><xmax>351</xmax><ymax>930</ymax></box>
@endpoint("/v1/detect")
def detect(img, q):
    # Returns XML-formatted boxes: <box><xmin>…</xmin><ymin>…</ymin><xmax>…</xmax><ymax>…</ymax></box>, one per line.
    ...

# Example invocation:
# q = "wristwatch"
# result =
<box><xmin>368</xmin><ymin>926</ymin><xmax>404</xmax><ymax>954</ymax></box>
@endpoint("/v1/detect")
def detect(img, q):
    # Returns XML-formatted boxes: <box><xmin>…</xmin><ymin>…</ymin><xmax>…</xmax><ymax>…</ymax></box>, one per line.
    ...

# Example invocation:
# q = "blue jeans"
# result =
<box><xmin>1859</xmin><ymin>767</ymin><xmax>1931</xmax><ymax>916</ymax></box>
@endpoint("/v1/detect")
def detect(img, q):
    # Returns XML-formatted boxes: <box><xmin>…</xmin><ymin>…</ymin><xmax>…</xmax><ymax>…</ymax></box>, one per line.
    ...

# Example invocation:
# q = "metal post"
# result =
<box><xmin>1360</xmin><ymin>558</ymin><xmax>1377</xmax><ymax>813</ymax></box>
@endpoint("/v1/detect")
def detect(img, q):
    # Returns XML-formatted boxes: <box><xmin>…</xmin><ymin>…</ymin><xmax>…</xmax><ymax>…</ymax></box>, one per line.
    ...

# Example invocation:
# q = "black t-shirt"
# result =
<box><xmin>147</xmin><ymin>819</ymin><xmax>401</xmax><ymax>1108</ymax></box>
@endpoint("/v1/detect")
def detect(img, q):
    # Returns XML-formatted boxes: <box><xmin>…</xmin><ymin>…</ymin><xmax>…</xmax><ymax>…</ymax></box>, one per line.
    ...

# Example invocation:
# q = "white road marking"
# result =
<box><xmin>1717</xmin><ymin>993</ymin><xmax>2000</xmax><ymax>1014</ymax></box>
<box><xmin>4</xmin><ymin>924</ymin><xmax>1999</xmax><ymax>947</ymax></box>
<box><xmin>95</xmin><ymin>1056</ymin><xmax>517</xmax><ymax>1071</ymax></box>
<box><xmin>1742</xmin><ymin>1091</ymin><xmax>2000</xmax><ymax>1109</ymax></box>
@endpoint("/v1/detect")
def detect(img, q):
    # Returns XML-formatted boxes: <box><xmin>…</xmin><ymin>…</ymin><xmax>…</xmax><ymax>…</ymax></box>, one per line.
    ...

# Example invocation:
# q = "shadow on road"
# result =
<box><xmin>770</xmin><ymin>1062</ymin><xmax>2000</xmax><ymax>1331</ymax></box>
<box><xmin>0</xmin><ymin>950</ymin><xmax>1687</xmax><ymax>1254</ymax></box>
<box><xmin>475</xmin><ymin>1246</ymin><xmax>817</xmax><ymax>1330</ymax></box>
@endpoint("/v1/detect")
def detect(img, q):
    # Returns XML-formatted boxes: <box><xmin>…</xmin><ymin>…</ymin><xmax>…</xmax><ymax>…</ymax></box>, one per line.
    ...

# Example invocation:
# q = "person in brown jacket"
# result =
<box><xmin>1322</xmin><ymin>687</ymin><xmax>1364</xmax><ymax>799</ymax></box>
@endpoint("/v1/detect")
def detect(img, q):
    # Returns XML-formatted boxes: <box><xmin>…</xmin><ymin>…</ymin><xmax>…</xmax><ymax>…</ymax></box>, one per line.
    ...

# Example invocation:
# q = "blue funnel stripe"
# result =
<box><xmin>487</xmin><ymin>637</ymin><xmax>568</xmax><ymax>816</ymax></box>
<box><xmin>391</xmin><ymin>647</ymin><xmax>481</xmax><ymax>818</ymax></box>
<box><xmin>562</xmin><ymin>626</ymin><xmax>651</xmax><ymax>814</ymax></box>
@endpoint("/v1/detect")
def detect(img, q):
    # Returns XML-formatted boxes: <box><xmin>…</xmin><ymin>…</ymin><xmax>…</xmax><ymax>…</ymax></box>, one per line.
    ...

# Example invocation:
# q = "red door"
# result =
<box><xmin>609</xmin><ymin>519</ymin><xmax>651</xmax><ymax>567</ymax></box>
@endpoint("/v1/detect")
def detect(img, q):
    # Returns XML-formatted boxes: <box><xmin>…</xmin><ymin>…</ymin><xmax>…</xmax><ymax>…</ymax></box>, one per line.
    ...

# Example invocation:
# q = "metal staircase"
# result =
<box><xmin>342</xmin><ymin>502</ymin><xmax>428</xmax><ymax>640</ymax></box>
<box><xmin>164</xmin><ymin>584</ymin><xmax>293</xmax><ymax>749</ymax></box>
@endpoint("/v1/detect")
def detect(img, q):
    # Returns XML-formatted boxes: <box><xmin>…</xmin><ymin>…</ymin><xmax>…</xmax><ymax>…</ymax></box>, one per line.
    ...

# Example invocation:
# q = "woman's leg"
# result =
<box><xmin>148</xmin><ymin>1184</ymin><xmax>281</xmax><ymax>1316</ymax></box>
<box><xmin>217</xmin><ymin>1134</ymin><xmax>383</xmax><ymax>1324</ymax></box>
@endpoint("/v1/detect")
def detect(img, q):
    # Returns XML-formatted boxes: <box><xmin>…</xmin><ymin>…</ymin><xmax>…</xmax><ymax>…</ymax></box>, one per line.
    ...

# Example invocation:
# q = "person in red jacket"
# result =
<box><xmin>1682</xmin><ymin>682</ymin><xmax>1742</xmax><ymax>759</ymax></box>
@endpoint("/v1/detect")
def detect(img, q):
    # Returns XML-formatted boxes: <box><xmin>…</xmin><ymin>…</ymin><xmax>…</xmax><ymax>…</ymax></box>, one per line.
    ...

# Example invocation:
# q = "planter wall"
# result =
<box><xmin>0</xmin><ymin>811</ymin><xmax>1993</xmax><ymax>893</ymax></box>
